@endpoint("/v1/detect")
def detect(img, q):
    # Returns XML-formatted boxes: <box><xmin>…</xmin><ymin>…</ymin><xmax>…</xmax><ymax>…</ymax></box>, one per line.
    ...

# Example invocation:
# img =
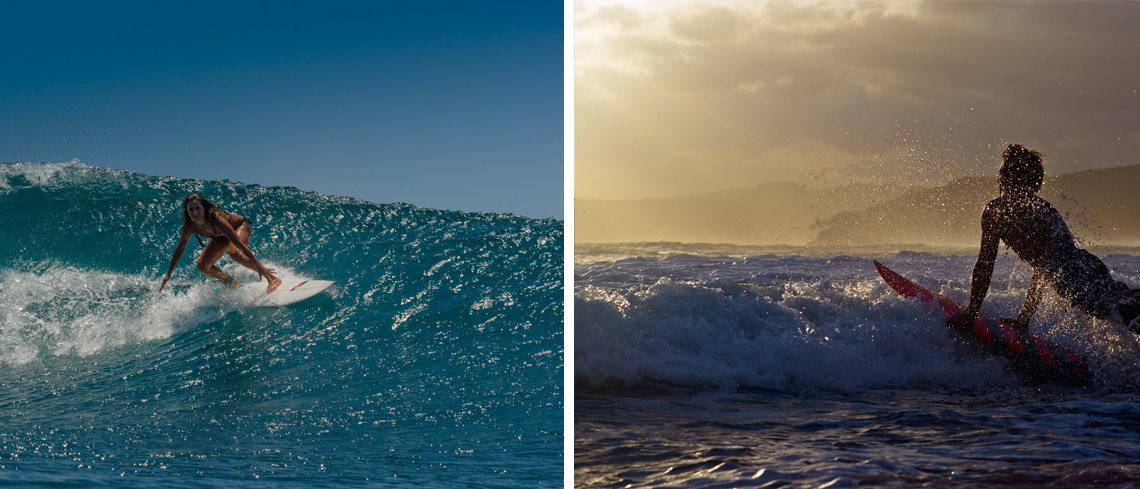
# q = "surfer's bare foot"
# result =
<box><xmin>267</xmin><ymin>276</ymin><xmax>282</xmax><ymax>293</ymax></box>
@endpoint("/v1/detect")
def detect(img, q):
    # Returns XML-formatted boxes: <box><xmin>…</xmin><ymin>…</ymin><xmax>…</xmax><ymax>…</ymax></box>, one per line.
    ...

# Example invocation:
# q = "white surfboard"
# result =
<box><xmin>227</xmin><ymin>278</ymin><xmax>334</xmax><ymax>307</ymax></box>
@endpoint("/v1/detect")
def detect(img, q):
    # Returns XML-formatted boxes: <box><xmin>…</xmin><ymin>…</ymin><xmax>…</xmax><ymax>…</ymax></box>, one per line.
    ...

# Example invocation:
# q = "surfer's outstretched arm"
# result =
<box><xmin>951</xmin><ymin>213</ymin><xmax>1000</xmax><ymax>331</ymax></box>
<box><xmin>160</xmin><ymin>227</ymin><xmax>192</xmax><ymax>292</ymax></box>
<box><xmin>963</xmin><ymin>216</ymin><xmax>1000</xmax><ymax>319</ymax></box>
<box><xmin>1009</xmin><ymin>268</ymin><xmax>1046</xmax><ymax>329</ymax></box>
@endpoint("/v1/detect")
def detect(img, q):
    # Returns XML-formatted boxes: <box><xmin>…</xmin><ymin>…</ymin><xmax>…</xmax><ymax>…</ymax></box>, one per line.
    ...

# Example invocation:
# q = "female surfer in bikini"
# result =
<box><xmin>951</xmin><ymin>144</ymin><xmax>1140</xmax><ymax>333</ymax></box>
<box><xmin>159</xmin><ymin>193</ymin><xmax>282</xmax><ymax>293</ymax></box>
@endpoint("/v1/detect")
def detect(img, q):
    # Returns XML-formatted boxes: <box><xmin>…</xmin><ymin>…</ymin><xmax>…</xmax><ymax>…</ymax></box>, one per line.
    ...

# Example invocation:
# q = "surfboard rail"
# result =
<box><xmin>874</xmin><ymin>260</ymin><xmax>1091</xmax><ymax>383</ymax></box>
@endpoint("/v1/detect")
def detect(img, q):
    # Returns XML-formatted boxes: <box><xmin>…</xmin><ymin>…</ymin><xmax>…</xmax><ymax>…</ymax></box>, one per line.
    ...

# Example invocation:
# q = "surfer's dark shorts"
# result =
<box><xmin>1041</xmin><ymin>247</ymin><xmax>1128</xmax><ymax>320</ymax></box>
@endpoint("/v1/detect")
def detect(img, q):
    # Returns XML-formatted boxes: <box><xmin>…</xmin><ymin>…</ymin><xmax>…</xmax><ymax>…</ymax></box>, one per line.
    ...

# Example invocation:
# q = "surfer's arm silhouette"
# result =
<box><xmin>1007</xmin><ymin>269</ymin><xmax>1047</xmax><ymax>329</ymax></box>
<box><xmin>950</xmin><ymin>209</ymin><xmax>1000</xmax><ymax>330</ymax></box>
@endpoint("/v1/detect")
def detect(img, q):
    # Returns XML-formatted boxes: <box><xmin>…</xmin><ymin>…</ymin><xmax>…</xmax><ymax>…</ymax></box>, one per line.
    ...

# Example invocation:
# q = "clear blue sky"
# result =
<box><xmin>0</xmin><ymin>1</ymin><xmax>563</xmax><ymax>219</ymax></box>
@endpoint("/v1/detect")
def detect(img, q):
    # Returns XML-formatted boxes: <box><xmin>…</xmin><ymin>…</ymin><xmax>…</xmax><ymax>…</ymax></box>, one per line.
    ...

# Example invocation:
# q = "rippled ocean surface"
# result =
<box><xmin>0</xmin><ymin>161</ymin><xmax>563</xmax><ymax>487</ymax></box>
<box><xmin>576</xmin><ymin>244</ymin><xmax>1140</xmax><ymax>488</ymax></box>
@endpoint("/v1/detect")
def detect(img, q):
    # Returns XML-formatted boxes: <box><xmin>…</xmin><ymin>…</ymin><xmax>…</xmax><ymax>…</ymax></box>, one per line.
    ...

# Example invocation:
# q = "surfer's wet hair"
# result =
<box><xmin>181</xmin><ymin>193</ymin><xmax>220</xmax><ymax>224</ymax></box>
<box><xmin>1000</xmin><ymin>143</ymin><xmax>1044</xmax><ymax>193</ymax></box>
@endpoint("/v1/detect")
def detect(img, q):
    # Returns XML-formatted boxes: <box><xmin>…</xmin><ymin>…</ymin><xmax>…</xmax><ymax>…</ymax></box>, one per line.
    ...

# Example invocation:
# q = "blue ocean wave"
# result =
<box><xmin>0</xmin><ymin>161</ymin><xmax>564</xmax><ymax>487</ymax></box>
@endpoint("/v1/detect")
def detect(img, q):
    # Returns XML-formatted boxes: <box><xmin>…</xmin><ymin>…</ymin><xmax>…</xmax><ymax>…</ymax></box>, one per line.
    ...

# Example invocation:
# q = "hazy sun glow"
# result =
<box><xmin>575</xmin><ymin>0</ymin><xmax>1140</xmax><ymax>245</ymax></box>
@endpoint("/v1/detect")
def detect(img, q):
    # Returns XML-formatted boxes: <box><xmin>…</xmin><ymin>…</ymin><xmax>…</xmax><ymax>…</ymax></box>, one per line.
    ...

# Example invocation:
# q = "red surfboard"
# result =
<box><xmin>874</xmin><ymin>260</ymin><xmax>1091</xmax><ymax>383</ymax></box>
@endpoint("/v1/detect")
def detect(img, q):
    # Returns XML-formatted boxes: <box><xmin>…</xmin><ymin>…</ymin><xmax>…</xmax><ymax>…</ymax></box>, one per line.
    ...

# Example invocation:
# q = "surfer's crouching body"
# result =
<box><xmin>950</xmin><ymin>144</ymin><xmax>1140</xmax><ymax>333</ymax></box>
<box><xmin>159</xmin><ymin>193</ymin><xmax>282</xmax><ymax>294</ymax></box>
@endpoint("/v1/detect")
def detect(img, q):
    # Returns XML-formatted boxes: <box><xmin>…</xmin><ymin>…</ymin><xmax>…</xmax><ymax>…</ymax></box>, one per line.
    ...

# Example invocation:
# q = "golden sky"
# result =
<box><xmin>576</xmin><ymin>0</ymin><xmax>1140</xmax><ymax>200</ymax></box>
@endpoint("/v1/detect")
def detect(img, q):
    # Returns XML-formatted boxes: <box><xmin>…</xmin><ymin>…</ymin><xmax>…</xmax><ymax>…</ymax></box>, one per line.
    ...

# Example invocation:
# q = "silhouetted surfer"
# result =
<box><xmin>950</xmin><ymin>144</ymin><xmax>1140</xmax><ymax>333</ymax></box>
<box><xmin>159</xmin><ymin>193</ymin><xmax>282</xmax><ymax>293</ymax></box>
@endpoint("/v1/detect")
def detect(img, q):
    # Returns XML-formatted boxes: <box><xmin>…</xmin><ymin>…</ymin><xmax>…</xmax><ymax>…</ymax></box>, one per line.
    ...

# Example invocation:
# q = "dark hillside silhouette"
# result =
<box><xmin>577</xmin><ymin>164</ymin><xmax>1140</xmax><ymax>247</ymax></box>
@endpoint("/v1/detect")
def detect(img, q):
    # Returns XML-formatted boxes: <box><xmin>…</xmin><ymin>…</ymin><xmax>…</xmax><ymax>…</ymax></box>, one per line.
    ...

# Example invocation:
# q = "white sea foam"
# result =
<box><xmin>0</xmin><ymin>264</ymin><xmax>305</xmax><ymax>365</ymax></box>
<box><xmin>576</xmin><ymin>252</ymin><xmax>1140</xmax><ymax>391</ymax></box>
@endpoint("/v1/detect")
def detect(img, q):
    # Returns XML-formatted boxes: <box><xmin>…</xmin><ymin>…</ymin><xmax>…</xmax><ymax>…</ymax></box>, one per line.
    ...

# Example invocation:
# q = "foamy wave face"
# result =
<box><xmin>575</xmin><ymin>256</ymin><xmax>1015</xmax><ymax>392</ymax></box>
<box><xmin>0</xmin><ymin>266</ymin><xmax>266</xmax><ymax>365</ymax></box>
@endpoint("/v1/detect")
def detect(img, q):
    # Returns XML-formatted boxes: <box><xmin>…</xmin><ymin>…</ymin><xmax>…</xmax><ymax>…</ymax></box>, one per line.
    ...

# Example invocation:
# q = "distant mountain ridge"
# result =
<box><xmin>576</xmin><ymin>164</ymin><xmax>1140</xmax><ymax>247</ymax></box>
